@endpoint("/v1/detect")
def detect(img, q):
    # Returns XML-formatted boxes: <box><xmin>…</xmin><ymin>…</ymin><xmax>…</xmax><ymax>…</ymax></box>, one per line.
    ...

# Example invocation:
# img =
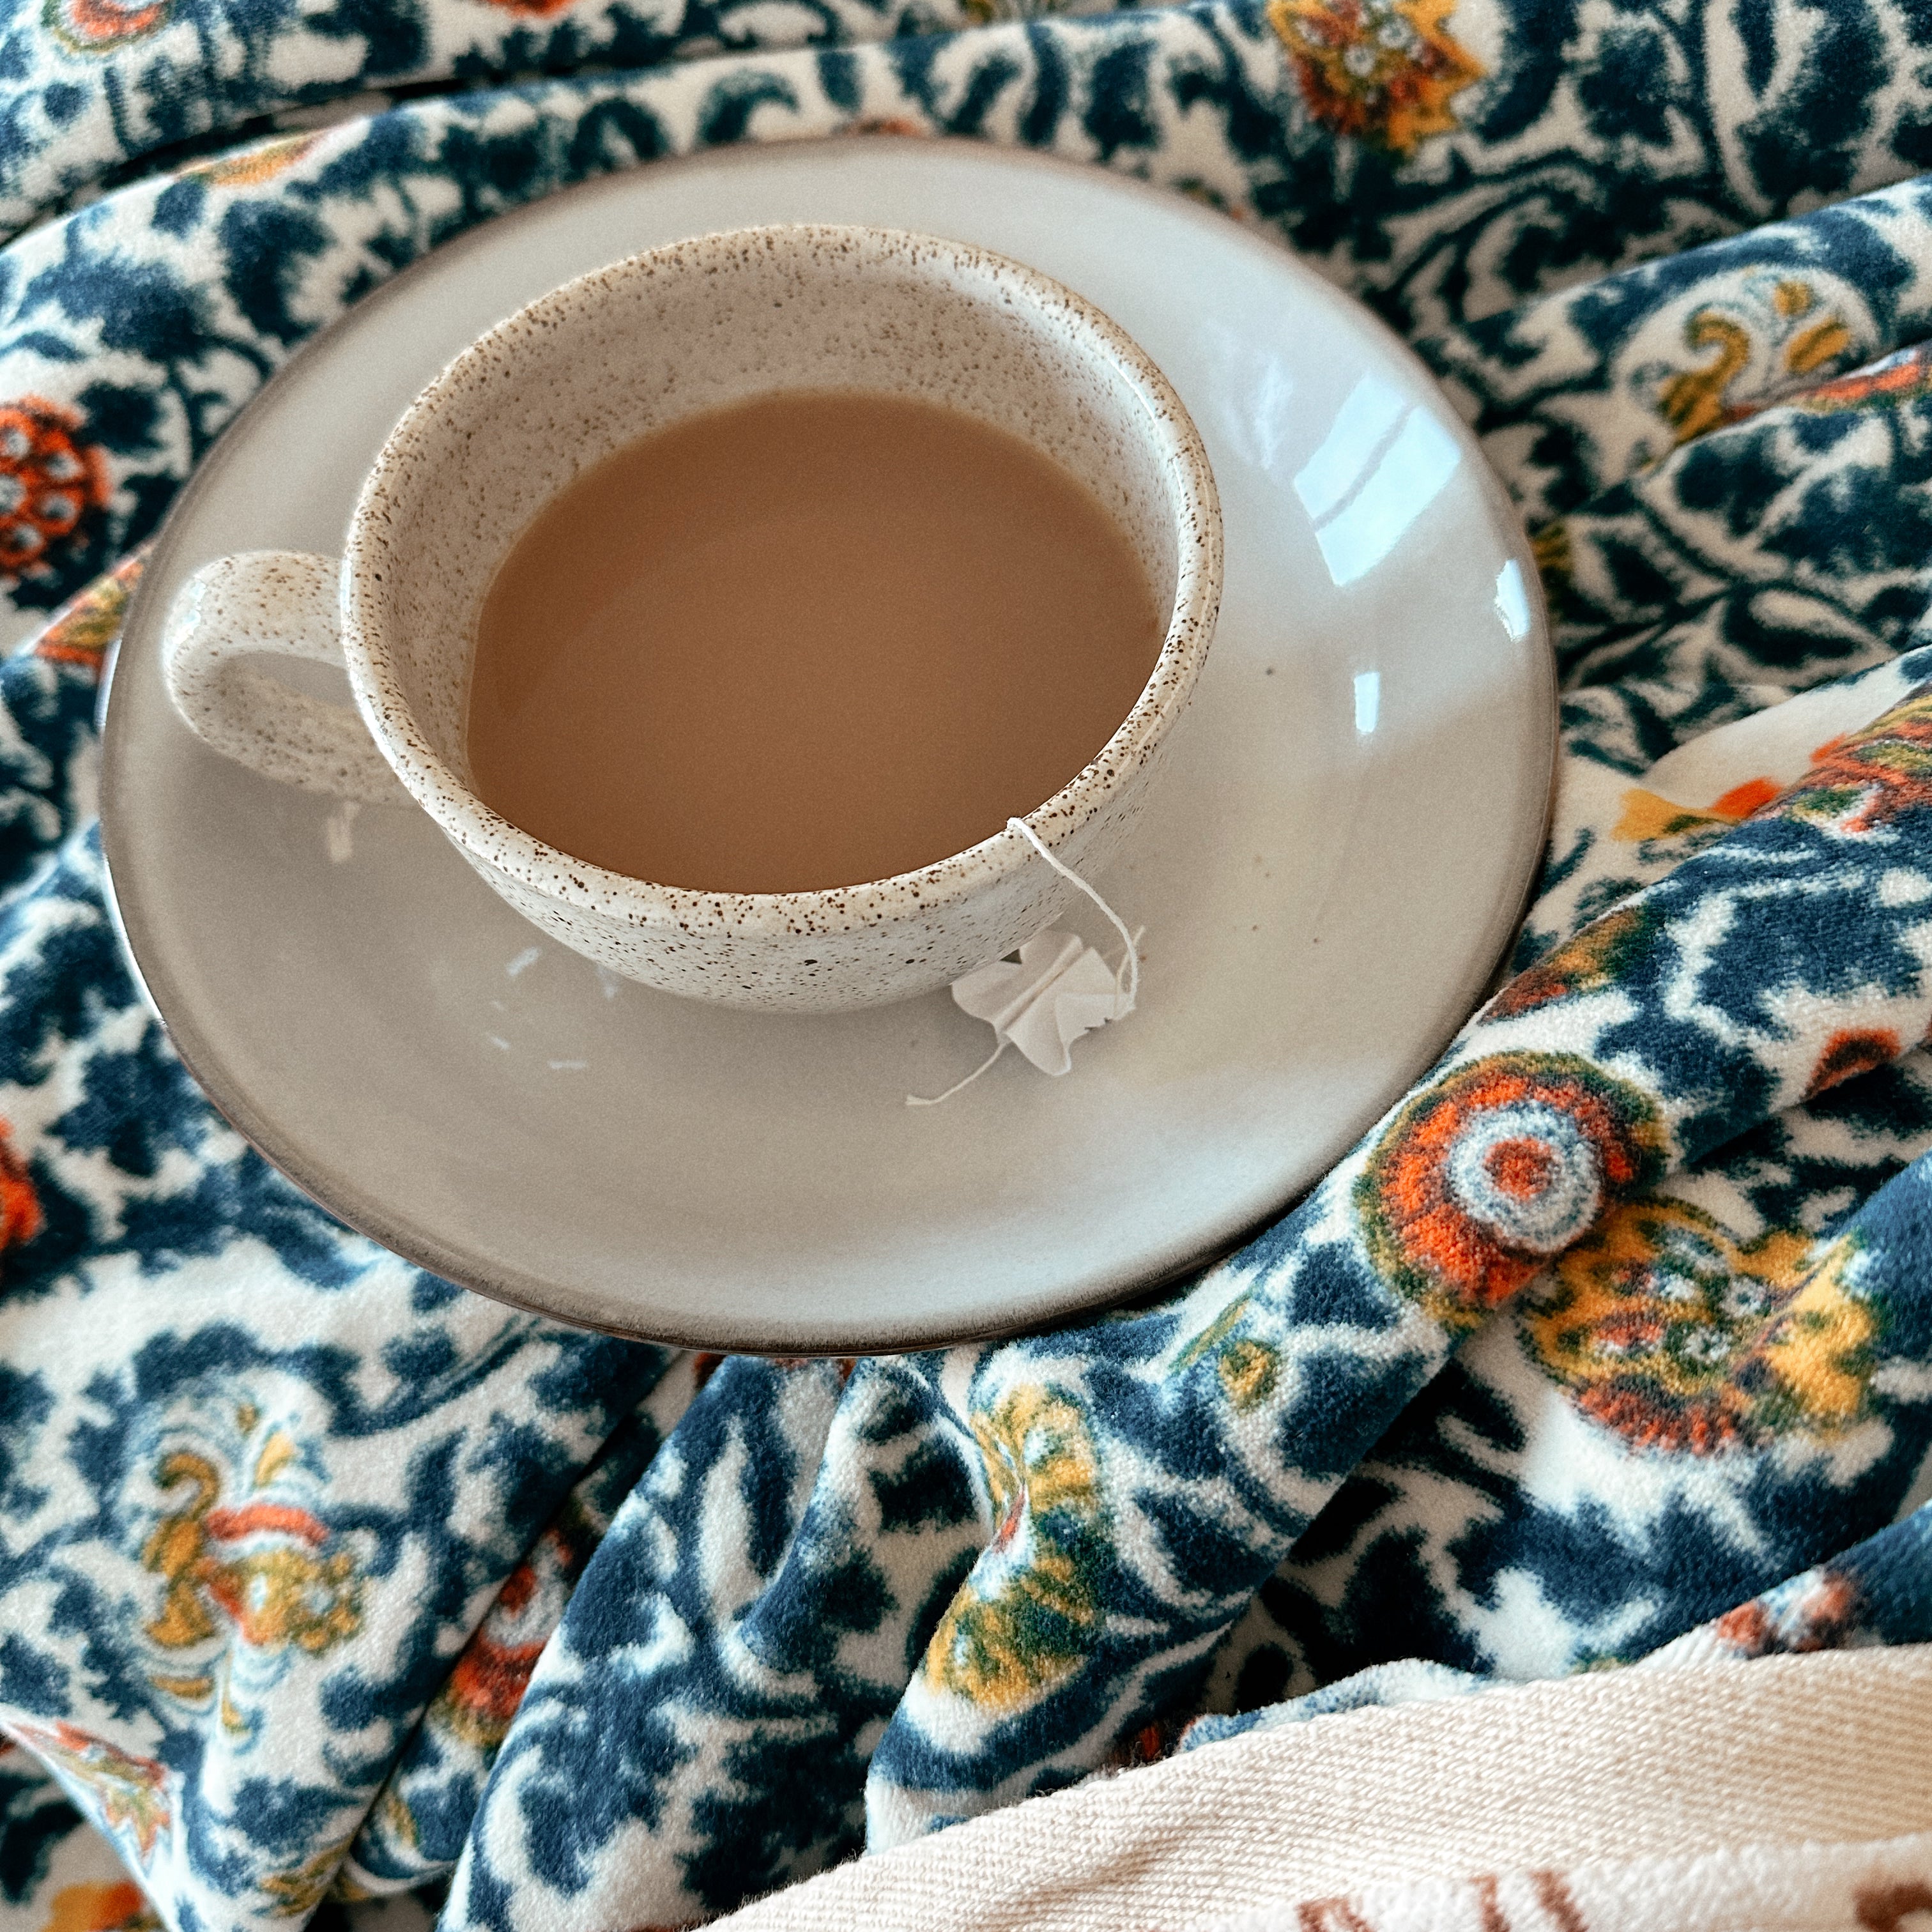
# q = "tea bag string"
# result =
<box><xmin>905</xmin><ymin>1038</ymin><xmax>1009</xmax><ymax>1109</ymax></box>
<box><xmin>906</xmin><ymin>818</ymin><xmax>1140</xmax><ymax>1108</ymax></box>
<box><xmin>1009</xmin><ymin>816</ymin><xmax>1140</xmax><ymax>1013</ymax></box>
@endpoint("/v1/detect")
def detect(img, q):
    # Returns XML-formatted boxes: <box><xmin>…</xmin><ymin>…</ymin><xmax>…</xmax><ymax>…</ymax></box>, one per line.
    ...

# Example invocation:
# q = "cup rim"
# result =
<box><xmin>342</xmin><ymin>222</ymin><xmax>1223</xmax><ymax>937</ymax></box>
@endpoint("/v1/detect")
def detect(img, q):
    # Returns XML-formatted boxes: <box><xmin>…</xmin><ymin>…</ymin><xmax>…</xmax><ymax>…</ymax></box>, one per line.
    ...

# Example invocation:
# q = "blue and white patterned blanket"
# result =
<box><xmin>3</xmin><ymin>1</ymin><xmax>1932</xmax><ymax>1927</ymax></box>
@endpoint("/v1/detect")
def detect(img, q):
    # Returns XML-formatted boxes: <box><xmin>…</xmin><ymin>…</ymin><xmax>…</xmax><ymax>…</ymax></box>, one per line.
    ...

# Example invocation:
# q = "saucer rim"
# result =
<box><xmin>100</xmin><ymin>134</ymin><xmax>1556</xmax><ymax>1355</ymax></box>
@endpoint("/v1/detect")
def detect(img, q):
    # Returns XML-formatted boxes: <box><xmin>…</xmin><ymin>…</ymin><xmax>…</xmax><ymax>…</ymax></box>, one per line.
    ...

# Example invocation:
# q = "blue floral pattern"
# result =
<box><xmin>3</xmin><ymin>1</ymin><xmax>1932</xmax><ymax>1928</ymax></box>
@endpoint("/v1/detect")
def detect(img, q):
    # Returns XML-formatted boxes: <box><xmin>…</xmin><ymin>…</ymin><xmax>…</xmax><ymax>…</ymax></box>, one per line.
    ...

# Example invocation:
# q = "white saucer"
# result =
<box><xmin>100</xmin><ymin>138</ymin><xmax>1553</xmax><ymax>1354</ymax></box>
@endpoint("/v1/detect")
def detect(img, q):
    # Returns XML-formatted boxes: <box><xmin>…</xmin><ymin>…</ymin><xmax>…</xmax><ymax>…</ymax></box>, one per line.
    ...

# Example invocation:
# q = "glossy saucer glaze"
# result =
<box><xmin>100</xmin><ymin>137</ymin><xmax>1554</xmax><ymax>1354</ymax></box>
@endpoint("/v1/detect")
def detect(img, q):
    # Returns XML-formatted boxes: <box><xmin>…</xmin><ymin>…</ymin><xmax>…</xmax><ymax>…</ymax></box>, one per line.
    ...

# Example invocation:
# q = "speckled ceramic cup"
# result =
<box><xmin>159</xmin><ymin>224</ymin><xmax>1222</xmax><ymax>1012</ymax></box>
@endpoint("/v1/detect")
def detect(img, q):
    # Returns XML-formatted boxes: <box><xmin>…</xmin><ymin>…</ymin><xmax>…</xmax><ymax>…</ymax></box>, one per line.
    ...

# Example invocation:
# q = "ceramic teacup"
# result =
<box><xmin>160</xmin><ymin>224</ymin><xmax>1222</xmax><ymax>1013</ymax></box>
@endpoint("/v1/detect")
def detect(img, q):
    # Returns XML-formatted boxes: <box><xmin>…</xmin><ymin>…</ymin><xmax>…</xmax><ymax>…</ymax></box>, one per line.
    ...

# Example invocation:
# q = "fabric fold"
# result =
<box><xmin>712</xmin><ymin>1645</ymin><xmax>1932</xmax><ymax>1930</ymax></box>
<box><xmin>8</xmin><ymin>2</ymin><xmax>1932</xmax><ymax>1928</ymax></box>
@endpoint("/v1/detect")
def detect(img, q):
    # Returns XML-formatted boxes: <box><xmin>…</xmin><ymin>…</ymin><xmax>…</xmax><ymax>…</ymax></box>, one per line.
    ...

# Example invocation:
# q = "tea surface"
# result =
<box><xmin>466</xmin><ymin>390</ymin><xmax>1164</xmax><ymax>893</ymax></box>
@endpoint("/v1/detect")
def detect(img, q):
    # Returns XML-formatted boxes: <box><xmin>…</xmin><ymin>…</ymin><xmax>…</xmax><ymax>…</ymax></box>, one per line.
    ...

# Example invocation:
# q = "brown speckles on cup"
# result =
<box><xmin>159</xmin><ymin>224</ymin><xmax>1223</xmax><ymax>1012</ymax></box>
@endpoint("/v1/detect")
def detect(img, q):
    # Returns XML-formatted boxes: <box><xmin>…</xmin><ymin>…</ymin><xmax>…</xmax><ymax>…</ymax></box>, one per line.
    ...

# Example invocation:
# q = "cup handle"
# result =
<box><xmin>160</xmin><ymin>551</ymin><xmax>406</xmax><ymax>803</ymax></box>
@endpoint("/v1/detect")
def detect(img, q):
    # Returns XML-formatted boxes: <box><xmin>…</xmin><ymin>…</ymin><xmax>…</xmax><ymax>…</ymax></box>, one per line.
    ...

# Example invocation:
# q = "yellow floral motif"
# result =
<box><xmin>1173</xmin><ymin>1291</ymin><xmax>1252</xmax><ymax>1374</ymax></box>
<box><xmin>139</xmin><ymin>1410</ymin><xmax>362</xmax><ymax>1734</ymax></box>
<box><xmin>1172</xmin><ymin>1295</ymin><xmax>1279</xmax><ymax>1411</ymax></box>
<box><xmin>1660</xmin><ymin>312</ymin><xmax>1752</xmax><ymax>445</ymax></box>
<box><xmin>923</xmin><ymin>1385</ymin><xmax>1108</xmax><ymax>1710</ymax></box>
<box><xmin>1776</xmin><ymin>280</ymin><xmax>1853</xmax><ymax>376</ymax></box>
<box><xmin>367</xmin><ymin>1788</ymin><xmax>420</xmax><ymax>1857</ymax></box>
<box><xmin>1613</xmin><ymin>790</ymin><xmax>1735</xmax><ymax>845</ymax></box>
<box><xmin>326</xmin><ymin>1868</ymin><xmax>378</xmax><ymax>1906</ymax></box>
<box><xmin>1266</xmin><ymin>0</ymin><xmax>1483</xmax><ymax>155</ymax></box>
<box><xmin>1530</xmin><ymin>520</ymin><xmax>1570</xmax><ymax>590</ymax></box>
<box><xmin>1788</xmin><ymin>318</ymin><xmax>1852</xmax><ymax>374</ymax></box>
<box><xmin>1216</xmin><ymin>1338</ymin><xmax>1279</xmax><ymax>1411</ymax></box>
<box><xmin>180</xmin><ymin>132</ymin><xmax>323</xmax><ymax>188</ymax></box>
<box><xmin>259</xmin><ymin>1839</ymin><xmax>355</xmax><ymax>1919</ymax></box>
<box><xmin>1524</xmin><ymin>1201</ymin><xmax>1879</xmax><ymax>1455</ymax></box>
<box><xmin>4</xmin><ymin>1719</ymin><xmax>172</xmax><ymax>1866</ymax></box>
<box><xmin>1761</xmin><ymin>1241</ymin><xmax>1879</xmax><ymax>1433</ymax></box>
<box><xmin>1610</xmin><ymin>772</ymin><xmax>1781</xmax><ymax>848</ymax></box>
<box><xmin>1658</xmin><ymin>279</ymin><xmax>1857</xmax><ymax>447</ymax></box>
<box><xmin>33</xmin><ymin>548</ymin><xmax>144</xmax><ymax>672</ymax></box>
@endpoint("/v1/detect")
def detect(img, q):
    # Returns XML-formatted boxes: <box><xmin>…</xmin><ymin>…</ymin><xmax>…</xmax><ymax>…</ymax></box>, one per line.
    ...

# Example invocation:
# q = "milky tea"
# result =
<box><xmin>465</xmin><ymin>390</ymin><xmax>1165</xmax><ymax>896</ymax></box>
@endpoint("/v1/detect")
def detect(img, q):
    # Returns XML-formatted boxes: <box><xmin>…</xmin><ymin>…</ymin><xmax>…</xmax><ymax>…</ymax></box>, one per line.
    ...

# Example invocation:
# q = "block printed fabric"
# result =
<box><xmin>2</xmin><ymin>0</ymin><xmax>1932</xmax><ymax>1924</ymax></box>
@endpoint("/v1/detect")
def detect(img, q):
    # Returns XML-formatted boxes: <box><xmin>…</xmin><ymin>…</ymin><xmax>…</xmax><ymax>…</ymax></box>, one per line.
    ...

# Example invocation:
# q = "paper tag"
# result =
<box><xmin>905</xmin><ymin>818</ymin><xmax>1142</xmax><ymax>1108</ymax></box>
<box><xmin>951</xmin><ymin>930</ymin><xmax>1134</xmax><ymax>1077</ymax></box>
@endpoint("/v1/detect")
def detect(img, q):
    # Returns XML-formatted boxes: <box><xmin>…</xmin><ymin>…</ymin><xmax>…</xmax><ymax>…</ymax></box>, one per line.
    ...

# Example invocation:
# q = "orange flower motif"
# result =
<box><xmin>42</xmin><ymin>0</ymin><xmax>169</xmax><ymax>53</ymax></box>
<box><xmin>1267</xmin><ymin>0</ymin><xmax>1483</xmax><ymax>155</ymax></box>
<box><xmin>1807</xmin><ymin>1029</ymin><xmax>1900</xmax><ymax>1098</ymax></box>
<box><xmin>0</xmin><ymin>401</ymin><xmax>107</xmax><ymax>583</ymax></box>
<box><xmin>1356</xmin><ymin>1052</ymin><xmax>1665</xmax><ymax>1330</ymax></box>
<box><xmin>0</xmin><ymin>1119</ymin><xmax>42</xmax><ymax>1252</ymax></box>
<box><xmin>42</xmin><ymin>1882</ymin><xmax>158</xmax><ymax>1932</ymax></box>
<box><xmin>430</xmin><ymin>1505</ymin><xmax>595</xmax><ymax>1750</ymax></box>
<box><xmin>1768</xmin><ymin>684</ymin><xmax>1932</xmax><ymax>832</ymax></box>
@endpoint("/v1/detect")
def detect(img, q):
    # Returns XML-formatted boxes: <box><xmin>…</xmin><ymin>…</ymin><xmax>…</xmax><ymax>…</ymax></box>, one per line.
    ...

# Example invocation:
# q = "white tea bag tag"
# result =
<box><xmin>906</xmin><ymin>818</ymin><xmax>1143</xmax><ymax>1108</ymax></box>
<box><xmin>952</xmin><ymin>930</ymin><xmax>1133</xmax><ymax>1077</ymax></box>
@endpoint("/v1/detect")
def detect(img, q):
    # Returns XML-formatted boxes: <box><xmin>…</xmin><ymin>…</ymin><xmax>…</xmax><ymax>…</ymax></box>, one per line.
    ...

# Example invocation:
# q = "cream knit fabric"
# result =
<box><xmin>712</xmin><ymin>1646</ymin><xmax>1932</xmax><ymax>1931</ymax></box>
<box><xmin>1210</xmin><ymin>1832</ymin><xmax>1932</xmax><ymax>1932</ymax></box>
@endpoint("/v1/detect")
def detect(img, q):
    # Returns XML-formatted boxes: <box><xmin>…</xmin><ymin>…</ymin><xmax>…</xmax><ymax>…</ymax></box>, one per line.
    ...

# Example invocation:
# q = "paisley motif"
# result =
<box><xmin>1524</xmin><ymin>1206</ymin><xmax>1881</xmax><ymax>1454</ymax></box>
